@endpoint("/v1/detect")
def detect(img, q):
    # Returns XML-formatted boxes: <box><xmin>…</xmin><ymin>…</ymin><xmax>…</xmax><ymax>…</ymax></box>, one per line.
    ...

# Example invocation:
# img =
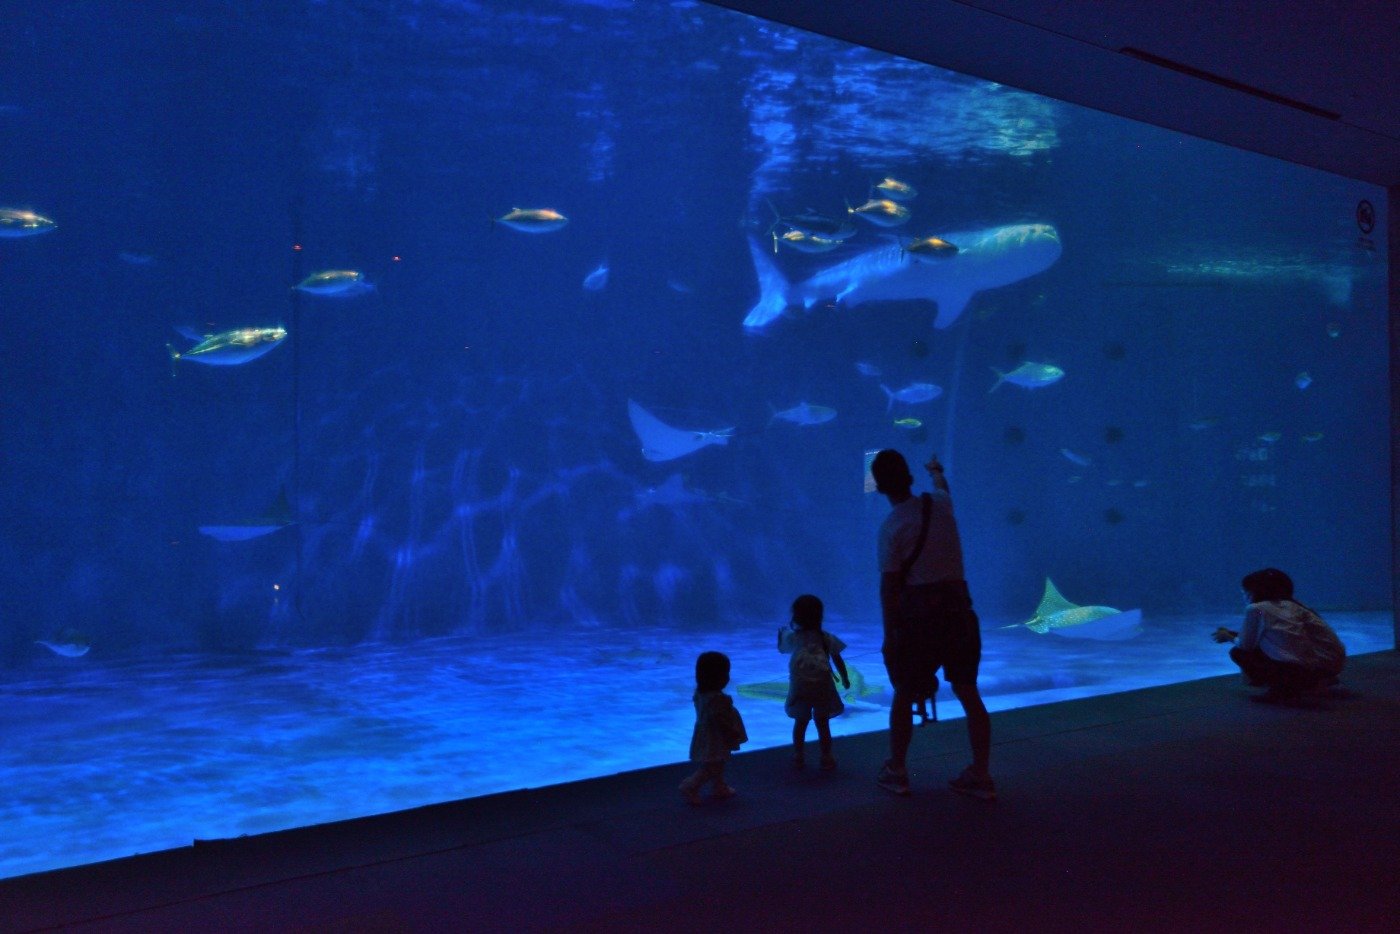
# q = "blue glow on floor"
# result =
<box><xmin>1</xmin><ymin>611</ymin><xmax>1390</xmax><ymax>880</ymax></box>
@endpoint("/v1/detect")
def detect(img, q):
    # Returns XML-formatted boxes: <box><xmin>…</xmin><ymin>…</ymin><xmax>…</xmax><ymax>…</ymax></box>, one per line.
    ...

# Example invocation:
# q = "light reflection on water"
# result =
<box><xmin>2</xmin><ymin>610</ymin><xmax>1389</xmax><ymax>880</ymax></box>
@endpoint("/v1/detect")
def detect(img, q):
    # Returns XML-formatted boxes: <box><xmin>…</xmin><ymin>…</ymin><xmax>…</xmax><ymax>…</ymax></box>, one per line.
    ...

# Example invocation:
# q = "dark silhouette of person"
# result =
<box><xmin>779</xmin><ymin>593</ymin><xmax>851</xmax><ymax>771</ymax></box>
<box><xmin>679</xmin><ymin>651</ymin><xmax>747</xmax><ymax>804</ymax></box>
<box><xmin>870</xmin><ymin>449</ymin><xmax>993</xmax><ymax>799</ymax></box>
<box><xmin>1213</xmin><ymin>568</ymin><xmax>1345</xmax><ymax>698</ymax></box>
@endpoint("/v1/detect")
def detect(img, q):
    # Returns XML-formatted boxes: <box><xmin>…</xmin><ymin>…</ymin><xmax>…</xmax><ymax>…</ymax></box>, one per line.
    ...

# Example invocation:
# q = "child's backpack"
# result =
<box><xmin>791</xmin><ymin>630</ymin><xmax>833</xmax><ymax>687</ymax></box>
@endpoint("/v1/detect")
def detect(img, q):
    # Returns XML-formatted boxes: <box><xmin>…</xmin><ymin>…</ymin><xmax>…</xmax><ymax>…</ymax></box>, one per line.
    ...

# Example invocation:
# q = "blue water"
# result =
<box><xmin>0</xmin><ymin>0</ymin><xmax>1390</xmax><ymax>880</ymax></box>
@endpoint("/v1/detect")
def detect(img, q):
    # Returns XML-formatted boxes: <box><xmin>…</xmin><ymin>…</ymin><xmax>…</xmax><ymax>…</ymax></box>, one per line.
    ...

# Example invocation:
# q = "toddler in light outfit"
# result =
<box><xmin>779</xmin><ymin>594</ymin><xmax>850</xmax><ymax>770</ymax></box>
<box><xmin>679</xmin><ymin>651</ymin><xmax>748</xmax><ymax>804</ymax></box>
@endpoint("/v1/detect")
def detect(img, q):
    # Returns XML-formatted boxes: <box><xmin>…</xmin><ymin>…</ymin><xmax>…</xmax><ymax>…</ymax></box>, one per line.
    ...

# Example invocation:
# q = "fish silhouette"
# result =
<box><xmin>198</xmin><ymin>489</ymin><xmax>295</xmax><ymax>542</ymax></box>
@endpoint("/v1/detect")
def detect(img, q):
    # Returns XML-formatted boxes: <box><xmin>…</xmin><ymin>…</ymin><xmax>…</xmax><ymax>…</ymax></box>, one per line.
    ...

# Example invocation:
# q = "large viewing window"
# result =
<box><xmin>0</xmin><ymin>0</ymin><xmax>1388</xmax><ymax>880</ymax></box>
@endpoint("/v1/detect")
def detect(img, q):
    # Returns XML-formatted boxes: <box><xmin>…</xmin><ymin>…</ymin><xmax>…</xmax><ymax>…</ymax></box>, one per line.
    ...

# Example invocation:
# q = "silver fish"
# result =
<box><xmin>990</xmin><ymin>362</ymin><xmax>1064</xmax><ymax>392</ymax></box>
<box><xmin>770</xmin><ymin>402</ymin><xmax>837</xmax><ymax>426</ymax></box>
<box><xmin>168</xmin><ymin>326</ymin><xmax>287</xmax><ymax>367</ymax></box>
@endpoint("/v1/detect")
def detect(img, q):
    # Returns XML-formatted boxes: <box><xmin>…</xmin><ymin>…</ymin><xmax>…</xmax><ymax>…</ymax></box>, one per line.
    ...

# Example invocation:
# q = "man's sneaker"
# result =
<box><xmin>876</xmin><ymin>760</ymin><xmax>910</xmax><ymax>796</ymax></box>
<box><xmin>820</xmin><ymin>753</ymin><xmax>837</xmax><ymax>771</ymax></box>
<box><xmin>948</xmin><ymin>767</ymin><xmax>996</xmax><ymax>801</ymax></box>
<box><xmin>712</xmin><ymin>783</ymin><xmax>737</xmax><ymax>800</ymax></box>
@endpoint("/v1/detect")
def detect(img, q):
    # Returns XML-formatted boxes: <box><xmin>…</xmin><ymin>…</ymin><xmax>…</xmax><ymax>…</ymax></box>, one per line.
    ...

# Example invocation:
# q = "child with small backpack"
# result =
<box><xmin>779</xmin><ymin>594</ymin><xmax>850</xmax><ymax>770</ymax></box>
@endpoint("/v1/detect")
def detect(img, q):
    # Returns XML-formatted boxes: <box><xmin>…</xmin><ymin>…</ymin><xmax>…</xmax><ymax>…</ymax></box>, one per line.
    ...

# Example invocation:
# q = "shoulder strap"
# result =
<box><xmin>898</xmin><ymin>493</ymin><xmax>932</xmax><ymax>583</ymax></box>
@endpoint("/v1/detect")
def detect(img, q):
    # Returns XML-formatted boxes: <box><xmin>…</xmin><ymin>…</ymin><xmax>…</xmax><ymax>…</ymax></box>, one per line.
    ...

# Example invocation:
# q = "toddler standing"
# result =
<box><xmin>779</xmin><ymin>594</ymin><xmax>850</xmax><ymax>770</ymax></box>
<box><xmin>680</xmin><ymin>651</ymin><xmax>748</xmax><ymax>804</ymax></box>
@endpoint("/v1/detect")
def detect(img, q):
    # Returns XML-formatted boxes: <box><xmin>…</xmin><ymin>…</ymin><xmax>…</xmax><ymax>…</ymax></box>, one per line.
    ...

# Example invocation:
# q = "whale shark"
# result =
<box><xmin>743</xmin><ymin>223</ymin><xmax>1062</xmax><ymax>330</ymax></box>
<box><xmin>1004</xmin><ymin>578</ymin><xmax>1143</xmax><ymax>641</ymax></box>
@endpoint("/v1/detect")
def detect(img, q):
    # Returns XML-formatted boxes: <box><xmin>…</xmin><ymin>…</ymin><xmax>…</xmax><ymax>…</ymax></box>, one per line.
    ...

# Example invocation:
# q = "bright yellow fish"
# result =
<box><xmin>903</xmin><ymin>236</ymin><xmax>959</xmax><ymax>262</ymax></box>
<box><xmin>874</xmin><ymin>176</ymin><xmax>918</xmax><ymax>201</ymax></box>
<box><xmin>846</xmin><ymin>198</ymin><xmax>910</xmax><ymax>227</ymax></box>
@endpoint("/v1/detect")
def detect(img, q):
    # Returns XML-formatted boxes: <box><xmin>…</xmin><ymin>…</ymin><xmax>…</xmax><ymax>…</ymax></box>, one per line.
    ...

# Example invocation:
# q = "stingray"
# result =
<box><xmin>199</xmin><ymin>488</ymin><xmax>296</xmax><ymax>542</ymax></box>
<box><xmin>1003</xmin><ymin>578</ymin><xmax>1144</xmax><ymax>640</ymax></box>
<box><xmin>736</xmin><ymin>663</ymin><xmax>886</xmax><ymax>711</ymax></box>
<box><xmin>617</xmin><ymin>474</ymin><xmax>711</xmax><ymax>521</ymax></box>
<box><xmin>627</xmin><ymin>400</ymin><xmax>733</xmax><ymax>462</ymax></box>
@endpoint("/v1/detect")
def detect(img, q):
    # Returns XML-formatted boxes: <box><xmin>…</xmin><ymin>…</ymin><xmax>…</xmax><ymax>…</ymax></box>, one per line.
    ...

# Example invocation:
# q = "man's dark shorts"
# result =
<box><xmin>883</xmin><ymin>580</ymin><xmax>981</xmax><ymax>695</ymax></box>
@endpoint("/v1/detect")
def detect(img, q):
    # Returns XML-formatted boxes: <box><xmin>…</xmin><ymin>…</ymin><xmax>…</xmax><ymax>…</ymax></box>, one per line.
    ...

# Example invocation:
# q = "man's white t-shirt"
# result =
<box><xmin>877</xmin><ymin>489</ymin><xmax>965</xmax><ymax>585</ymax></box>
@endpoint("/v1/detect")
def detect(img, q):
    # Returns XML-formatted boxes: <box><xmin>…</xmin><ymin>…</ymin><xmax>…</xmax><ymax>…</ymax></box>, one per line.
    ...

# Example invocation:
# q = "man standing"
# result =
<box><xmin>870</xmin><ymin>449</ymin><xmax>994</xmax><ymax>799</ymax></box>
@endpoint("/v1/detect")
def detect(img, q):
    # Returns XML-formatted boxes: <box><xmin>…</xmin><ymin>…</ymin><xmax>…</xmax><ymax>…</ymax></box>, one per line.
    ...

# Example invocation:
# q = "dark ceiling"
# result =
<box><xmin>707</xmin><ymin>0</ymin><xmax>1400</xmax><ymax>189</ymax></box>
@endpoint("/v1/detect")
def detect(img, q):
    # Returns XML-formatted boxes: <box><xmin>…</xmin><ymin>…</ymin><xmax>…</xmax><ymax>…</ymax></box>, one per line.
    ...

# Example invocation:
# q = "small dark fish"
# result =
<box><xmin>910</xmin><ymin>339</ymin><xmax>928</xmax><ymax>359</ymax></box>
<box><xmin>903</xmin><ymin>236</ymin><xmax>958</xmax><ymax>262</ymax></box>
<box><xmin>1007</xmin><ymin>508</ymin><xmax>1026</xmax><ymax>526</ymax></box>
<box><xmin>1103</xmin><ymin>342</ymin><xmax>1126</xmax><ymax>360</ymax></box>
<box><xmin>1104</xmin><ymin>426</ymin><xmax>1124</xmax><ymax>444</ymax></box>
<box><xmin>773</xmin><ymin>229</ymin><xmax>843</xmax><ymax>254</ymax></box>
<box><xmin>1004</xmin><ymin>426</ymin><xmax>1025</xmax><ymax>444</ymax></box>
<box><xmin>766</xmin><ymin>202</ymin><xmax>857</xmax><ymax>240</ymax></box>
<box><xmin>1104</xmin><ymin>508</ymin><xmax>1124</xmax><ymax>525</ymax></box>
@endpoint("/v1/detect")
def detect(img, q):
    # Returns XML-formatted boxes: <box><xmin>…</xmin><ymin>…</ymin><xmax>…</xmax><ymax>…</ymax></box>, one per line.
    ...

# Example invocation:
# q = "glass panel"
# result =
<box><xmin>0</xmin><ymin>0</ymin><xmax>1388</xmax><ymax>879</ymax></box>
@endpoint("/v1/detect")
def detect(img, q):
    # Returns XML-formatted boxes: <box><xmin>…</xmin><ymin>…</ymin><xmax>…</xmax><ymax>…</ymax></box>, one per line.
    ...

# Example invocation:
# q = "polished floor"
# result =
<box><xmin>5</xmin><ymin>648</ymin><xmax>1397</xmax><ymax>932</ymax></box>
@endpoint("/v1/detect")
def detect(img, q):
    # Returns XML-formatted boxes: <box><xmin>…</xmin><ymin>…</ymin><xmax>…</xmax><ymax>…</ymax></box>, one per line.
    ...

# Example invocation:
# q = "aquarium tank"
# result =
<box><xmin>0</xmin><ymin>0</ymin><xmax>1390</xmax><ymax>880</ymax></box>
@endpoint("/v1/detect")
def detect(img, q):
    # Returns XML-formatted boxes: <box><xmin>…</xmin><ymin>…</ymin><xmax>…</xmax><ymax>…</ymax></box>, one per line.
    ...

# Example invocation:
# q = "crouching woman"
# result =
<box><xmin>1213</xmin><ymin>568</ymin><xmax>1345</xmax><ymax>697</ymax></box>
